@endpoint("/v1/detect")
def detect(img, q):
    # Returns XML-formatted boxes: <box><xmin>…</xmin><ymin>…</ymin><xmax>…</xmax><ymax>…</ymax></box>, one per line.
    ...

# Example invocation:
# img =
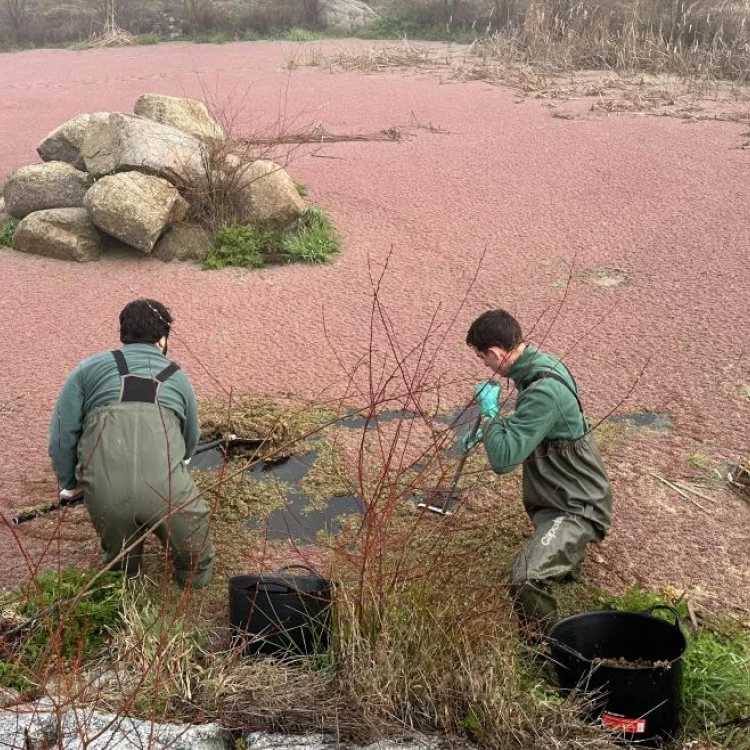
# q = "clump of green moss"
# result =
<box><xmin>0</xmin><ymin>569</ymin><xmax>125</xmax><ymax>690</ymax></box>
<box><xmin>193</xmin><ymin>461</ymin><xmax>291</xmax><ymax>522</ymax></box>
<box><xmin>301</xmin><ymin>440</ymin><xmax>352</xmax><ymax>510</ymax></box>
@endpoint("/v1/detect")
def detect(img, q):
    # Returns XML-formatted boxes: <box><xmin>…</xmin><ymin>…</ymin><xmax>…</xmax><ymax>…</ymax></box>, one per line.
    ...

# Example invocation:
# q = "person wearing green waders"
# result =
<box><xmin>48</xmin><ymin>299</ymin><xmax>215</xmax><ymax>588</ymax></box>
<box><xmin>462</xmin><ymin>310</ymin><xmax>612</xmax><ymax>635</ymax></box>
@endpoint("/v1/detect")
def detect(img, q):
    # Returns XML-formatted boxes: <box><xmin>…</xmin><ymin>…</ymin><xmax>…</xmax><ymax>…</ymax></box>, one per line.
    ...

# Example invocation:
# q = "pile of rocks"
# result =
<box><xmin>0</xmin><ymin>94</ymin><xmax>306</xmax><ymax>263</ymax></box>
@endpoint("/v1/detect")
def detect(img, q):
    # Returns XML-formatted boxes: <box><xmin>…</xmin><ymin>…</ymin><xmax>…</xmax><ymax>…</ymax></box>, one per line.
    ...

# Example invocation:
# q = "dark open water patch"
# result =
<box><xmin>244</xmin><ymin>450</ymin><xmax>364</xmax><ymax>542</ymax></box>
<box><xmin>192</xmin><ymin>405</ymin><xmax>479</xmax><ymax>542</ymax></box>
<box><xmin>608</xmin><ymin>411</ymin><xmax>673</xmax><ymax>430</ymax></box>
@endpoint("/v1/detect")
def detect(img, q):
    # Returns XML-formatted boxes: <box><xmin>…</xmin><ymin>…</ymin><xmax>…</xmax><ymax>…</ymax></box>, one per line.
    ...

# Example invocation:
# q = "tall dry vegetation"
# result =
<box><xmin>485</xmin><ymin>0</ymin><xmax>750</xmax><ymax>81</ymax></box>
<box><xmin>378</xmin><ymin>0</ymin><xmax>750</xmax><ymax>81</ymax></box>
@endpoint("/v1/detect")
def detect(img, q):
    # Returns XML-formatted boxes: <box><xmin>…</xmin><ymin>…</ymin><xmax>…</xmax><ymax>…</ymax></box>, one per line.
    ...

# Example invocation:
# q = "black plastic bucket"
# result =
<box><xmin>229</xmin><ymin>565</ymin><xmax>332</xmax><ymax>656</ymax></box>
<box><xmin>547</xmin><ymin>605</ymin><xmax>686</xmax><ymax>745</ymax></box>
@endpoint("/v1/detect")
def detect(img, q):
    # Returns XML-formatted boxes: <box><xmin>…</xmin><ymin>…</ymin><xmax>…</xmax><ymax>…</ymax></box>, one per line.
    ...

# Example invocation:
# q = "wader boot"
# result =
<box><xmin>510</xmin><ymin>508</ymin><xmax>604</xmax><ymax>636</ymax></box>
<box><xmin>76</xmin><ymin>351</ymin><xmax>215</xmax><ymax>588</ymax></box>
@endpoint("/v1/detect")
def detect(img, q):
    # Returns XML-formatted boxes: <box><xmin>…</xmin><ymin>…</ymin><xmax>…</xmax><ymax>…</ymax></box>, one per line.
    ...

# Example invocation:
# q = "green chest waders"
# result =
<box><xmin>76</xmin><ymin>351</ymin><xmax>215</xmax><ymax>588</ymax></box>
<box><xmin>510</xmin><ymin>367</ymin><xmax>612</xmax><ymax>630</ymax></box>
<box><xmin>517</xmin><ymin>367</ymin><xmax>612</xmax><ymax>530</ymax></box>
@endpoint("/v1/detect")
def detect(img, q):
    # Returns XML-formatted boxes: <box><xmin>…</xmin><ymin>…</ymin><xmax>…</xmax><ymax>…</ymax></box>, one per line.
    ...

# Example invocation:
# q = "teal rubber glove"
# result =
<box><xmin>474</xmin><ymin>380</ymin><xmax>501</xmax><ymax>419</ymax></box>
<box><xmin>461</xmin><ymin>426</ymin><xmax>484</xmax><ymax>454</ymax></box>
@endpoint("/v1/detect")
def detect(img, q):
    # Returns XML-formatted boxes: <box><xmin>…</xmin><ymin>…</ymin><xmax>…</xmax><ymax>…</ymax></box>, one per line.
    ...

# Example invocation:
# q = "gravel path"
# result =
<box><xmin>0</xmin><ymin>41</ymin><xmax>748</xmax><ymax>609</ymax></box>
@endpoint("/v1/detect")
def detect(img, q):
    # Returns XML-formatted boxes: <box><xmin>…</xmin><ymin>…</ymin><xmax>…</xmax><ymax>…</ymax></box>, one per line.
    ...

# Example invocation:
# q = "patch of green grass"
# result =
<box><xmin>0</xmin><ymin>661</ymin><xmax>28</xmax><ymax>691</ymax></box>
<box><xmin>682</xmin><ymin>630</ymin><xmax>750</xmax><ymax>746</ymax></box>
<box><xmin>282</xmin><ymin>206</ymin><xmax>340</xmax><ymax>264</ymax></box>
<box><xmin>592</xmin><ymin>584</ymin><xmax>688</xmax><ymax>619</ymax></box>
<box><xmin>0</xmin><ymin>218</ymin><xmax>17</xmax><ymax>247</ymax></box>
<box><xmin>205</xmin><ymin>204</ymin><xmax>339</xmax><ymax>270</ymax></box>
<box><xmin>357</xmin><ymin>11</ymin><xmax>479</xmax><ymax>43</ymax></box>
<box><xmin>286</xmin><ymin>27</ymin><xmax>320</xmax><ymax>42</ymax></box>
<box><xmin>22</xmin><ymin>570</ymin><xmax>125</xmax><ymax>660</ymax></box>
<box><xmin>206</xmin><ymin>208</ymin><xmax>339</xmax><ymax>270</ymax></box>
<box><xmin>206</xmin><ymin>223</ymin><xmax>272</xmax><ymax>269</ymax></box>
<box><xmin>0</xmin><ymin>569</ymin><xmax>125</xmax><ymax>689</ymax></box>
<box><xmin>193</xmin><ymin>32</ymin><xmax>231</xmax><ymax>44</ymax></box>
<box><xmin>357</xmin><ymin>11</ymin><xmax>424</xmax><ymax>40</ymax></box>
<box><xmin>687</xmin><ymin>451</ymin><xmax>710</xmax><ymax>469</ymax></box>
<box><xmin>136</xmin><ymin>32</ymin><xmax>161</xmax><ymax>45</ymax></box>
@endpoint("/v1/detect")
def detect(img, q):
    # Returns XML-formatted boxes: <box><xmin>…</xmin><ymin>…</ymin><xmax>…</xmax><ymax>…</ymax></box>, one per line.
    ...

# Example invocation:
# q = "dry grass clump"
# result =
<box><xmin>583</xmin><ymin>265</ymin><xmax>629</xmax><ymax>290</ymax></box>
<box><xmin>326</xmin><ymin>513</ymin><xmax>615</xmax><ymax>749</ymax></box>
<box><xmin>102</xmin><ymin>591</ymin><xmax>208</xmax><ymax>714</ymax></box>
<box><xmin>83</xmin><ymin>26</ymin><xmax>136</xmax><ymax>48</ymax></box>
<box><xmin>196</xmin><ymin>659</ymin><xmax>373</xmax><ymax>739</ymax></box>
<box><xmin>300</xmin><ymin>0</ymin><xmax>750</xmax><ymax>102</ymax></box>
<box><xmin>78</xmin><ymin>584</ymin><xmax>342</xmax><ymax>730</ymax></box>
<box><xmin>325</xmin><ymin>40</ymin><xmax>445</xmax><ymax>72</ymax></box>
<box><xmin>477</xmin><ymin>0</ymin><xmax>750</xmax><ymax>83</ymax></box>
<box><xmin>80</xmin><ymin>13</ymin><xmax>137</xmax><ymax>49</ymax></box>
<box><xmin>734</xmin><ymin>455</ymin><xmax>750</xmax><ymax>489</ymax></box>
<box><xmin>452</xmin><ymin>0</ymin><xmax>750</xmax><ymax>83</ymax></box>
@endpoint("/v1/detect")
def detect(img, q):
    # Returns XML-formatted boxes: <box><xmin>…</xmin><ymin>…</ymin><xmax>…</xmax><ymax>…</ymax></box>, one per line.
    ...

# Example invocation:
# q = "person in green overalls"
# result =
<box><xmin>48</xmin><ymin>299</ymin><xmax>215</xmax><ymax>588</ymax></box>
<box><xmin>463</xmin><ymin>310</ymin><xmax>612</xmax><ymax>631</ymax></box>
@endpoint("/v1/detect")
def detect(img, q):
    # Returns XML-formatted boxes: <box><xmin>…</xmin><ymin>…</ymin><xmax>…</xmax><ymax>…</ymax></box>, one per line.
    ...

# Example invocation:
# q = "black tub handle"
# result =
<box><xmin>258</xmin><ymin>581</ymin><xmax>300</xmax><ymax>594</ymax></box>
<box><xmin>276</xmin><ymin>564</ymin><xmax>326</xmax><ymax>581</ymax></box>
<box><xmin>643</xmin><ymin>604</ymin><xmax>682</xmax><ymax>630</ymax></box>
<box><xmin>275</xmin><ymin>565</ymin><xmax>329</xmax><ymax>593</ymax></box>
<box><xmin>545</xmin><ymin>637</ymin><xmax>589</xmax><ymax>664</ymax></box>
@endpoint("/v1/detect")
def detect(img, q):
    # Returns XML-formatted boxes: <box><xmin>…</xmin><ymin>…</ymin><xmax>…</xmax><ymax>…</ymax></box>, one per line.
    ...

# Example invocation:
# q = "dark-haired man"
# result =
<box><xmin>49</xmin><ymin>299</ymin><xmax>214</xmax><ymax>588</ymax></box>
<box><xmin>464</xmin><ymin>310</ymin><xmax>612</xmax><ymax>630</ymax></box>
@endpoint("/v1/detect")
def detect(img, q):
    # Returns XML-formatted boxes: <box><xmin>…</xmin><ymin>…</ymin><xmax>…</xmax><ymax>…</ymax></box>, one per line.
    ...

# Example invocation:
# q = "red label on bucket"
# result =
<box><xmin>601</xmin><ymin>714</ymin><xmax>647</xmax><ymax>734</ymax></box>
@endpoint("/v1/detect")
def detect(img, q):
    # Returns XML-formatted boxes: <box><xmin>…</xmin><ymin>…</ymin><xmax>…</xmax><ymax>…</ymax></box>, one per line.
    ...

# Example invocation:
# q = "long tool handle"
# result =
<box><xmin>438</xmin><ymin>413</ymin><xmax>483</xmax><ymax>512</ymax></box>
<box><xmin>191</xmin><ymin>434</ymin><xmax>264</xmax><ymax>457</ymax></box>
<box><xmin>192</xmin><ymin>434</ymin><xmax>238</xmax><ymax>456</ymax></box>
<box><xmin>11</xmin><ymin>494</ymin><xmax>85</xmax><ymax>525</ymax></box>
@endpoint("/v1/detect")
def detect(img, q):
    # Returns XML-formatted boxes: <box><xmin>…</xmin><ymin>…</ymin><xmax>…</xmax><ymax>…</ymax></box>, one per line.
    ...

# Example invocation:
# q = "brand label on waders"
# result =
<box><xmin>600</xmin><ymin>713</ymin><xmax>647</xmax><ymax>734</ymax></box>
<box><xmin>541</xmin><ymin>515</ymin><xmax>564</xmax><ymax>546</ymax></box>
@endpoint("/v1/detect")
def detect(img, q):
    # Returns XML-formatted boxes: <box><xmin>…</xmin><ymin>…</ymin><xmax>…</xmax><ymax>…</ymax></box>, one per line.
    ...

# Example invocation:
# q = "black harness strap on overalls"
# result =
<box><xmin>520</xmin><ymin>368</ymin><xmax>586</xmax><ymax>434</ymax></box>
<box><xmin>111</xmin><ymin>350</ymin><xmax>180</xmax><ymax>404</ymax></box>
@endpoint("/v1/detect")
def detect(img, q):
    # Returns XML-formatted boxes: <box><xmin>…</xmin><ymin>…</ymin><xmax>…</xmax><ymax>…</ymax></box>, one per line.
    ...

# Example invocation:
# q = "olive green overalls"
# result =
<box><xmin>76</xmin><ymin>351</ymin><xmax>215</xmax><ymax>588</ymax></box>
<box><xmin>509</xmin><ymin>369</ymin><xmax>612</xmax><ymax>627</ymax></box>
